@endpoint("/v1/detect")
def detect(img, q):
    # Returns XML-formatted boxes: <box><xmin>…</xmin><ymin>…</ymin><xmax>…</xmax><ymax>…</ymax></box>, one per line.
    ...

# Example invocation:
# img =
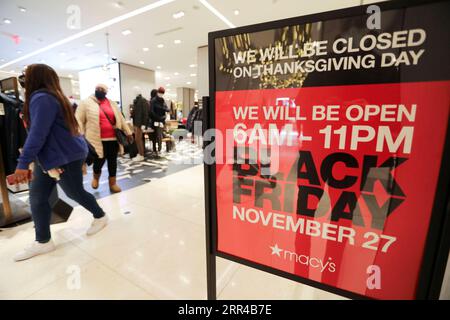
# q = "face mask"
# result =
<box><xmin>157</xmin><ymin>93</ymin><xmax>164</xmax><ymax>98</ymax></box>
<box><xmin>18</xmin><ymin>74</ymin><xmax>26</xmax><ymax>89</ymax></box>
<box><xmin>95</xmin><ymin>89</ymin><xmax>106</xmax><ymax>100</ymax></box>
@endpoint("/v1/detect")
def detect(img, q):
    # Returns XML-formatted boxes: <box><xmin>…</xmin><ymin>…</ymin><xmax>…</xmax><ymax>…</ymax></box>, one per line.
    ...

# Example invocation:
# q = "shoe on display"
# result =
<box><xmin>13</xmin><ymin>240</ymin><xmax>56</xmax><ymax>262</ymax></box>
<box><xmin>132</xmin><ymin>154</ymin><xmax>145</xmax><ymax>162</ymax></box>
<box><xmin>86</xmin><ymin>215</ymin><xmax>109</xmax><ymax>236</ymax></box>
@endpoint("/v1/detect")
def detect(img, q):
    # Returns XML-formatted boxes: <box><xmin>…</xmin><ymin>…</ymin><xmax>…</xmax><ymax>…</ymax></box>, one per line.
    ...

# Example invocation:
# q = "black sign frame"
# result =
<box><xmin>204</xmin><ymin>0</ymin><xmax>450</xmax><ymax>300</ymax></box>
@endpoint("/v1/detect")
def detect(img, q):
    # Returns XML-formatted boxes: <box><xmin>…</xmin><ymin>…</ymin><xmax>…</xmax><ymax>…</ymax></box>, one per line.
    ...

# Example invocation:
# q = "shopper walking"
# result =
<box><xmin>149</xmin><ymin>87</ymin><xmax>169</xmax><ymax>157</ymax></box>
<box><xmin>11</xmin><ymin>64</ymin><xmax>108</xmax><ymax>262</ymax></box>
<box><xmin>76</xmin><ymin>84</ymin><xmax>133</xmax><ymax>193</ymax></box>
<box><xmin>131</xmin><ymin>93</ymin><xmax>149</xmax><ymax>162</ymax></box>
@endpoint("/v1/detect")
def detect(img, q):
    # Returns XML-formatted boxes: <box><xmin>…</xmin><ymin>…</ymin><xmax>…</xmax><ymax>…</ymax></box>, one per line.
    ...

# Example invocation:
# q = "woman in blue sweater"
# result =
<box><xmin>12</xmin><ymin>64</ymin><xmax>108</xmax><ymax>261</ymax></box>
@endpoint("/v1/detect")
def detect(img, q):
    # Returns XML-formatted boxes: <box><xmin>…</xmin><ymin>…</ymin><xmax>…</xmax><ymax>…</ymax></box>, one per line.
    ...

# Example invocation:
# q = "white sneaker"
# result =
<box><xmin>14</xmin><ymin>240</ymin><xmax>56</xmax><ymax>262</ymax></box>
<box><xmin>86</xmin><ymin>215</ymin><xmax>109</xmax><ymax>236</ymax></box>
<box><xmin>132</xmin><ymin>154</ymin><xmax>145</xmax><ymax>162</ymax></box>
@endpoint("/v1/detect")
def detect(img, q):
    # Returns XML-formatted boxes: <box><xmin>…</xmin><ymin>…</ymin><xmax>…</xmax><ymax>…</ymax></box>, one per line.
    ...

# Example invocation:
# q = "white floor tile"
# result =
<box><xmin>27</xmin><ymin>260</ymin><xmax>155</xmax><ymax>300</ymax></box>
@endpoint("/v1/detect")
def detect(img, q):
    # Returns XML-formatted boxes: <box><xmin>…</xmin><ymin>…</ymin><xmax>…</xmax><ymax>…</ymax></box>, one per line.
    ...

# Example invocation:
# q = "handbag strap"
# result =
<box><xmin>97</xmin><ymin>101</ymin><xmax>116</xmax><ymax>129</ymax></box>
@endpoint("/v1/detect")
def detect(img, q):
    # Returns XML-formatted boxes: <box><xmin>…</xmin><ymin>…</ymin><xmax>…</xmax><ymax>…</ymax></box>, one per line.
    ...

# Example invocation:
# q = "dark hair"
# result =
<box><xmin>150</xmin><ymin>89</ymin><xmax>157</xmax><ymax>99</ymax></box>
<box><xmin>23</xmin><ymin>64</ymin><xmax>80</xmax><ymax>136</ymax></box>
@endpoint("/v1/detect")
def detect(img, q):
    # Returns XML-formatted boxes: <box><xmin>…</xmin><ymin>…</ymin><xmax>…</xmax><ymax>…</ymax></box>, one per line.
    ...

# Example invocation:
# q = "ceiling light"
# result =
<box><xmin>85</xmin><ymin>42</ymin><xmax>94</xmax><ymax>47</ymax></box>
<box><xmin>186</xmin><ymin>81</ymin><xmax>192</xmax><ymax>85</ymax></box>
<box><xmin>114</xmin><ymin>1</ymin><xmax>124</xmax><ymax>8</ymax></box>
<box><xmin>157</xmin><ymin>44</ymin><xmax>164</xmax><ymax>48</ymax></box>
<box><xmin>174</xmin><ymin>72</ymin><xmax>179</xmax><ymax>76</ymax></box>
<box><xmin>139</xmin><ymin>61</ymin><xmax>145</xmax><ymax>65</ymax></box>
<box><xmin>60</xmin><ymin>65</ymin><xmax>65</xmax><ymax>69</ymax></box>
<box><xmin>189</xmin><ymin>64</ymin><xmax>196</xmax><ymax>68</ymax></box>
<box><xmin>103</xmin><ymin>53</ymin><xmax>109</xmax><ymax>57</ymax></box>
<box><xmin>68</xmin><ymin>74</ymin><xmax>73</xmax><ymax>78</ymax></box>
<box><xmin>0</xmin><ymin>0</ymin><xmax>176</xmax><ymax>70</ymax></box>
<box><xmin>166</xmin><ymin>84</ymin><xmax>171</xmax><ymax>87</ymax></box>
<box><xmin>59</xmin><ymin>52</ymin><xmax>66</xmax><ymax>56</ymax></box>
<box><xmin>121</xmin><ymin>29</ymin><xmax>132</xmax><ymax>36</ymax></box>
<box><xmin>18</xmin><ymin>7</ymin><xmax>26</xmax><ymax>13</ymax></box>
<box><xmin>10</xmin><ymin>70</ymin><xmax>15</xmax><ymax>73</ymax></box>
<box><xmin>190</xmin><ymin>73</ymin><xmax>197</xmax><ymax>77</ymax></box>
<box><xmin>172</xmin><ymin>11</ymin><xmax>185</xmax><ymax>19</ymax></box>
<box><xmin>17</xmin><ymin>50</ymin><xmax>22</xmax><ymax>54</ymax></box>
<box><xmin>165</xmin><ymin>76</ymin><xmax>170</xmax><ymax>80</ymax></box>
<box><xmin>0</xmin><ymin>59</ymin><xmax>4</xmax><ymax>62</ymax></box>
<box><xmin>199</xmin><ymin>0</ymin><xmax>236</xmax><ymax>28</ymax></box>
<box><xmin>174</xmin><ymin>39</ymin><xmax>181</xmax><ymax>44</ymax></box>
<box><xmin>143</xmin><ymin>47</ymin><xmax>149</xmax><ymax>52</ymax></box>
<box><xmin>234</xmin><ymin>9</ymin><xmax>240</xmax><ymax>15</ymax></box>
<box><xmin>156</xmin><ymin>66</ymin><xmax>161</xmax><ymax>69</ymax></box>
<box><xmin>3</xmin><ymin>19</ymin><xmax>12</xmax><ymax>24</ymax></box>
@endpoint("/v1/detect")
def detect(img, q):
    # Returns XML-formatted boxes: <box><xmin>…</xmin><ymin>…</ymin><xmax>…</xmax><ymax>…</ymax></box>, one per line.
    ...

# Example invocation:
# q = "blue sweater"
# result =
<box><xmin>17</xmin><ymin>91</ymin><xmax>88</xmax><ymax>171</ymax></box>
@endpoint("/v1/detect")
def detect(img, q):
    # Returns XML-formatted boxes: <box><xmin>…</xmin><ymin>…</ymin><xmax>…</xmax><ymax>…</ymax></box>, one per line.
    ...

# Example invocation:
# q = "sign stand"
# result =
<box><xmin>203</xmin><ymin>96</ymin><xmax>217</xmax><ymax>300</ymax></box>
<box><xmin>204</xmin><ymin>0</ymin><xmax>450</xmax><ymax>300</ymax></box>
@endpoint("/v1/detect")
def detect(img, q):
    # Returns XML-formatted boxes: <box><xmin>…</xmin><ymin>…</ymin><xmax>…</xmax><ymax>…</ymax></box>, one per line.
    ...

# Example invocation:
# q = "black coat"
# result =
<box><xmin>132</xmin><ymin>94</ymin><xmax>149</xmax><ymax>127</ymax></box>
<box><xmin>149</xmin><ymin>96</ymin><xmax>169</xmax><ymax>127</ymax></box>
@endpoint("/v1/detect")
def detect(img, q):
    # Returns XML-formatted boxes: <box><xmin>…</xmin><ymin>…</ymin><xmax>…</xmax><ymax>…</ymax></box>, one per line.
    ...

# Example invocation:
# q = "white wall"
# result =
<box><xmin>197</xmin><ymin>46</ymin><xmax>209</xmax><ymax>99</ymax></box>
<box><xmin>119</xmin><ymin>63</ymin><xmax>155</xmax><ymax>120</ymax></box>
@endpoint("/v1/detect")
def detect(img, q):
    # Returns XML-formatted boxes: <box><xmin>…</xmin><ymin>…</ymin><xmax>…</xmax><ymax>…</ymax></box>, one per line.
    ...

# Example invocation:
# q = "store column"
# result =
<box><xmin>176</xmin><ymin>87</ymin><xmax>195</xmax><ymax>118</ymax></box>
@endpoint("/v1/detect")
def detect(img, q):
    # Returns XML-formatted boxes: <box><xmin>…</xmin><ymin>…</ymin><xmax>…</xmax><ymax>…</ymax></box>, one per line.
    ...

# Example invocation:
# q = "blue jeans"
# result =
<box><xmin>30</xmin><ymin>159</ymin><xmax>105</xmax><ymax>242</ymax></box>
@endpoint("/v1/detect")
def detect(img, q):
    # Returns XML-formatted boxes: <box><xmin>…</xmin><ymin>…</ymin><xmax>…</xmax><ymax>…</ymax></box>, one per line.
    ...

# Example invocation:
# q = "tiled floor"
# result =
<box><xmin>0</xmin><ymin>165</ymin><xmax>344</xmax><ymax>300</ymax></box>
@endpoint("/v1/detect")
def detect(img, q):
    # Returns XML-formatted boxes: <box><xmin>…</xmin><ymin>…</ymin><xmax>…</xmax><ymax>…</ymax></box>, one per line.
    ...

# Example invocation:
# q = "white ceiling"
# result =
<box><xmin>0</xmin><ymin>0</ymin><xmax>365</xmax><ymax>94</ymax></box>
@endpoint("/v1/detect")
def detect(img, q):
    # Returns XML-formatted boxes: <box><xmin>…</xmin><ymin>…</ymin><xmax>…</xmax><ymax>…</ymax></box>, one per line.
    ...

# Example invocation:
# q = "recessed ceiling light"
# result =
<box><xmin>190</xmin><ymin>73</ymin><xmax>197</xmax><ymax>77</ymax></box>
<box><xmin>103</xmin><ymin>53</ymin><xmax>109</xmax><ymax>57</ymax></box>
<box><xmin>60</xmin><ymin>65</ymin><xmax>65</xmax><ymax>69</ymax></box>
<box><xmin>143</xmin><ymin>47</ymin><xmax>149</xmax><ymax>52</ymax></box>
<box><xmin>10</xmin><ymin>70</ymin><xmax>15</xmax><ymax>73</ymax></box>
<box><xmin>122</xmin><ymin>29</ymin><xmax>132</xmax><ymax>36</ymax></box>
<box><xmin>186</xmin><ymin>81</ymin><xmax>192</xmax><ymax>85</ymax></box>
<box><xmin>139</xmin><ymin>61</ymin><xmax>145</xmax><ymax>65</ymax></box>
<box><xmin>172</xmin><ymin>11</ymin><xmax>185</xmax><ymax>19</ymax></box>
<box><xmin>114</xmin><ymin>1</ymin><xmax>124</xmax><ymax>8</ymax></box>
<box><xmin>17</xmin><ymin>50</ymin><xmax>22</xmax><ymax>54</ymax></box>
<box><xmin>0</xmin><ymin>59</ymin><xmax>4</xmax><ymax>62</ymax></box>
<box><xmin>157</xmin><ymin>44</ymin><xmax>164</xmax><ymax>48</ymax></box>
<box><xmin>174</xmin><ymin>72</ymin><xmax>179</xmax><ymax>76</ymax></box>
<box><xmin>234</xmin><ymin>9</ymin><xmax>240</xmax><ymax>15</ymax></box>
<box><xmin>18</xmin><ymin>7</ymin><xmax>26</xmax><ymax>13</ymax></box>
<box><xmin>59</xmin><ymin>52</ymin><xmax>66</xmax><ymax>56</ymax></box>
<box><xmin>68</xmin><ymin>74</ymin><xmax>73</xmax><ymax>78</ymax></box>
<box><xmin>174</xmin><ymin>39</ymin><xmax>181</xmax><ymax>44</ymax></box>
<box><xmin>165</xmin><ymin>76</ymin><xmax>170</xmax><ymax>80</ymax></box>
<box><xmin>156</xmin><ymin>66</ymin><xmax>162</xmax><ymax>69</ymax></box>
<box><xmin>85</xmin><ymin>42</ymin><xmax>94</xmax><ymax>47</ymax></box>
<box><xmin>166</xmin><ymin>84</ymin><xmax>171</xmax><ymax>87</ymax></box>
<box><xmin>3</xmin><ymin>19</ymin><xmax>12</xmax><ymax>24</ymax></box>
<box><xmin>189</xmin><ymin>64</ymin><xmax>196</xmax><ymax>68</ymax></box>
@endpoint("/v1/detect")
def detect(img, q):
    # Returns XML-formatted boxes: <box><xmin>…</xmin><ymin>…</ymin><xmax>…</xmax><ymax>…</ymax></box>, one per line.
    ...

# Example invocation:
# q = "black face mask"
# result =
<box><xmin>95</xmin><ymin>89</ymin><xmax>106</xmax><ymax>100</ymax></box>
<box><xmin>18</xmin><ymin>73</ymin><xmax>26</xmax><ymax>89</ymax></box>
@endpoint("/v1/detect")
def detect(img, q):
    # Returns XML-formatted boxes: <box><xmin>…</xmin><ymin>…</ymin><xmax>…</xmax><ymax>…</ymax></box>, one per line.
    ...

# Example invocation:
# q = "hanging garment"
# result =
<box><xmin>0</xmin><ymin>93</ymin><xmax>27</xmax><ymax>175</ymax></box>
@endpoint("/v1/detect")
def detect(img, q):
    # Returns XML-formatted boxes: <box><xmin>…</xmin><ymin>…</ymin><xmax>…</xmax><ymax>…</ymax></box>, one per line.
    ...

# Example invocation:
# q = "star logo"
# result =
<box><xmin>270</xmin><ymin>244</ymin><xmax>283</xmax><ymax>257</ymax></box>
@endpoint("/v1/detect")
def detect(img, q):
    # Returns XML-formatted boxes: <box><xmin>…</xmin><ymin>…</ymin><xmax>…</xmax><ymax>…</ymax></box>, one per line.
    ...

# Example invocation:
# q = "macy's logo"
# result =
<box><xmin>270</xmin><ymin>244</ymin><xmax>336</xmax><ymax>273</ymax></box>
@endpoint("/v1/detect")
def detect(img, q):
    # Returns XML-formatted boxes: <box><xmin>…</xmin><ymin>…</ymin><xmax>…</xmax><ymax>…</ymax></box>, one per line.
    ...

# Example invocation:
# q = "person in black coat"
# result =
<box><xmin>149</xmin><ymin>87</ymin><xmax>169</xmax><ymax>156</ymax></box>
<box><xmin>132</xmin><ymin>94</ymin><xmax>149</xmax><ymax>161</ymax></box>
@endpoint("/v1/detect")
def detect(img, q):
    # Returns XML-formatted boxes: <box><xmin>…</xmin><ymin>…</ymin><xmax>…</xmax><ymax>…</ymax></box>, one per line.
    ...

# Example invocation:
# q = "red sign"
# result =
<box><xmin>211</xmin><ymin>0</ymin><xmax>450</xmax><ymax>299</ymax></box>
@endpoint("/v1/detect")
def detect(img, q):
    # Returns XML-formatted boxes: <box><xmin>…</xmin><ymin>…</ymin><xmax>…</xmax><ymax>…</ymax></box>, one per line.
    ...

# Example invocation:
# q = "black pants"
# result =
<box><xmin>152</xmin><ymin>127</ymin><xmax>163</xmax><ymax>152</ymax></box>
<box><xmin>93</xmin><ymin>141</ymin><xmax>119</xmax><ymax>177</ymax></box>
<box><xmin>31</xmin><ymin>159</ymin><xmax>105</xmax><ymax>242</ymax></box>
